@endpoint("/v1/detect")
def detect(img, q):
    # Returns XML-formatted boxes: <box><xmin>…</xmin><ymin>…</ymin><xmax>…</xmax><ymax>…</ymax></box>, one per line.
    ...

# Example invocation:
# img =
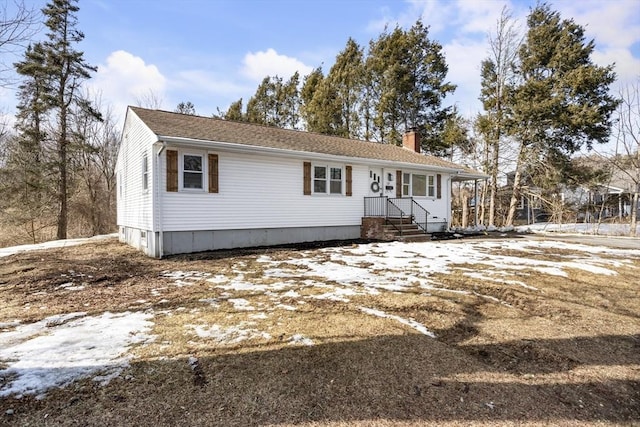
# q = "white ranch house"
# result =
<box><xmin>117</xmin><ymin>107</ymin><xmax>483</xmax><ymax>257</ymax></box>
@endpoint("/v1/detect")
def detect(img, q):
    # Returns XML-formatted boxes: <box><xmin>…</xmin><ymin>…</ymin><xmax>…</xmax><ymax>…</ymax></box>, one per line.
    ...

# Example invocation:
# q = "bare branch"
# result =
<box><xmin>0</xmin><ymin>0</ymin><xmax>40</xmax><ymax>86</ymax></box>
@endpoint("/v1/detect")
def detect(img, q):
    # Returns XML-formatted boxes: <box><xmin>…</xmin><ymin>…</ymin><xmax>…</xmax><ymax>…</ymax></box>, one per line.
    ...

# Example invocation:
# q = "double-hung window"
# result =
<box><xmin>183</xmin><ymin>154</ymin><xmax>203</xmax><ymax>189</ymax></box>
<box><xmin>142</xmin><ymin>154</ymin><xmax>149</xmax><ymax>191</ymax></box>
<box><xmin>403</xmin><ymin>172</ymin><xmax>435</xmax><ymax>198</ymax></box>
<box><xmin>313</xmin><ymin>165</ymin><xmax>343</xmax><ymax>195</ymax></box>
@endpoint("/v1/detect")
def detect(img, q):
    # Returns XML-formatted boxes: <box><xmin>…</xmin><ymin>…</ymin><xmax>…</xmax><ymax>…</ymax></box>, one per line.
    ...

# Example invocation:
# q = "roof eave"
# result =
<box><xmin>156</xmin><ymin>135</ymin><xmax>467</xmax><ymax>173</ymax></box>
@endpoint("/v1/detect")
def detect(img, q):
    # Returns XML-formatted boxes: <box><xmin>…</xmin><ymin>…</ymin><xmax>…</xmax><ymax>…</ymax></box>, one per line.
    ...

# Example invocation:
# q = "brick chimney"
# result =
<box><xmin>402</xmin><ymin>129</ymin><xmax>421</xmax><ymax>153</ymax></box>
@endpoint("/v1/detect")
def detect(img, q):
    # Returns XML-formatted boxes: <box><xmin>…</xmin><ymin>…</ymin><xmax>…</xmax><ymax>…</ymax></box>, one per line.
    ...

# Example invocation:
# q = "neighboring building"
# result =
<box><xmin>116</xmin><ymin>107</ymin><xmax>484</xmax><ymax>257</ymax></box>
<box><xmin>569</xmin><ymin>168</ymin><xmax>640</xmax><ymax>222</ymax></box>
<box><xmin>503</xmin><ymin>158</ymin><xmax>640</xmax><ymax>224</ymax></box>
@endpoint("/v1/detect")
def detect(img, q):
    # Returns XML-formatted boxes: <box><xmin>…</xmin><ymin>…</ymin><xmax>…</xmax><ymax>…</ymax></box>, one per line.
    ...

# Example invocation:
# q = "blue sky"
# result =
<box><xmin>2</xmin><ymin>0</ymin><xmax>639</xmax><ymax>128</ymax></box>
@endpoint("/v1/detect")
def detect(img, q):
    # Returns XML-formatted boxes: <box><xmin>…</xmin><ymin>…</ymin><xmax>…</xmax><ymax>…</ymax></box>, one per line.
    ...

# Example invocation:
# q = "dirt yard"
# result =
<box><xmin>0</xmin><ymin>235</ymin><xmax>639</xmax><ymax>426</ymax></box>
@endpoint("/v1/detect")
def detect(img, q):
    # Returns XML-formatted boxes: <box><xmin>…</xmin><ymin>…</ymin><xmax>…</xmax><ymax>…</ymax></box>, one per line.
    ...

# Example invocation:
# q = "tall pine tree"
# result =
<box><xmin>505</xmin><ymin>3</ymin><xmax>618</xmax><ymax>225</ymax></box>
<box><xmin>14</xmin><ymin>0</ymin><xmax>99</xmax><ymax>239</ymax></box>
<box><xmin>366</xmin><ymin>21</ymin><xmax>455</xmax><ymax>152</ymax></box>
<box><xmin>324</xmin><ymin>38</ymin><xmax>365</xmax><ymax>138</ymax></box>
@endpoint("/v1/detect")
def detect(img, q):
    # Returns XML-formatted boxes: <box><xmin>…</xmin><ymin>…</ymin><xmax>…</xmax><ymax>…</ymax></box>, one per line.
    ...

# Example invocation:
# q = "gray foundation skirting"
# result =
<box><xmin>161</xmin><ymin>225</ymin><xmax>361</xmax><ymax>256</ymax></box>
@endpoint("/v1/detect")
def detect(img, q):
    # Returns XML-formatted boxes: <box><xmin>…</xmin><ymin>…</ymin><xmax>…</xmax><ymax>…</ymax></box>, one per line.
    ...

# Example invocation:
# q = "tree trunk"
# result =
<box><xmin>56</xmin><ymin>104</ymin><xmax>68</xmax><ymax>240</ymax></box>
<box><xmin>479</xmin><ymin>180</ymin><xmax>487</xmax><ymax>226</ymax></box>
<box><xmin>505</xmin><ymin>144</ymin><xmax>526</xmax><ymax>226</ymax></box>
<box><xmin>461</xmin><ymin>192</ymin><xmax>469</xmax><ymax>228</ymax></box>
<box><xmin>631</xmin><ymin>191</ymin><xmax>638</xmax><ymax>237</ymax></box>
<box><xmin>488</xmin><ymin>138</ymin><xmax>500</xmax><ymax>226</ymax></box>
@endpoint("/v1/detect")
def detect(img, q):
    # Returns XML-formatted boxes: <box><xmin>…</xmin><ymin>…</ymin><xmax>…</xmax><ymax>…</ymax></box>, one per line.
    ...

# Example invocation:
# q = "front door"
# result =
<box><xmin>369</xmin><ymin>168</ymin><xmax>383</xmax><ymax>196</ymax></box>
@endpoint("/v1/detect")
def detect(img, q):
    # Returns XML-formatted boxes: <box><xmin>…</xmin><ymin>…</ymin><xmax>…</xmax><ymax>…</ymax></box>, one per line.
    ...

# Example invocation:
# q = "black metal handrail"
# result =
<box><xmin>386</xmin><ymin>198</ymin><xmax>405</xmax><ymax>235</ymax></box>
<box><xmin>364</xmin><ymin>196</ymin><xmax>430</xmax><ymax>235</ymax></box>
<box><xmin>411</xmin><ymin>199</ymin><xmax>429</xmax><ymax>233</ymax></box>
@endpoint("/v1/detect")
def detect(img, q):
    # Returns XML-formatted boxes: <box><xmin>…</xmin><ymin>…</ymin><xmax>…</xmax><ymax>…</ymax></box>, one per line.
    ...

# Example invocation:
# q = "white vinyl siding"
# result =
<box><xmin>161</xmin><ymin>152</ymin><xmax>364</xmax><ymax>231</ymax></box>
<box><xmin>116</xmin><ymin>111</ymin><xmax>156</xmax><ymax>231</ymax></box>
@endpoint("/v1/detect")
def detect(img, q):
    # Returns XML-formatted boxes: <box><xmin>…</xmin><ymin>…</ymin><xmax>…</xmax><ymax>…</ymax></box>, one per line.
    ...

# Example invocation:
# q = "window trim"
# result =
<box><xmin>403</xmin><ymin>172</ymin><xmax>436</xmax><ymax>198</ymax></box>
<box><xmin>311</xmin><ymin>164</ymin><xmax>345</xmax><ymax>196</ymax></box>
<box><xmin>180</xmin><ymin>152</ymin><xmax>205</xmax><ymax>191</ymax></box>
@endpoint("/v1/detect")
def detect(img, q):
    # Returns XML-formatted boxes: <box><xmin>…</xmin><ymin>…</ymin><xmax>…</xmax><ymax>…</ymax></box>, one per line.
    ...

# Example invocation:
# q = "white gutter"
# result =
<box><xmin>156</xmin><ymin>135</ymin><xmax>470</xmax><ymax>174</ymax></box>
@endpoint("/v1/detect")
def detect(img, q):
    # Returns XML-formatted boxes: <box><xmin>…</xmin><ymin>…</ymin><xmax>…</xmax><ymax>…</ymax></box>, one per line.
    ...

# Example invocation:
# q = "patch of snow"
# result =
<box><xmin>0</xmin><ymin>320</ymin><xmax>21</xmax><ymax>330</ymax></box>
<box><xmin>249</xmin><ymin>312</ymin><xmax>269</xmax><ymax>320</ymax></box>
<box><xmin>275</xmin><ymin>304</ymin><xmax>297</xmax><ymax>311</ymax></box>
<box><xmin>198</xmin><ymin>298</ymin><xmax>219</xmax><ymax>307</ymax></box>
<box><xmin>228</xmin><ymin>298</ymin><xmax>255</xmax><ymax>311</ymax></box>
<box><xmin>288</xmin><ymin>334</ymin><xmax>314</xmax><ymax>346</ymax></box>
<box><xmin>281</xmin><ymin>290</ymin><xmax>300</xmax><ymax>298</ymax></box>
<box><xmin>359</xmin><ymin>306</ymin><xmax>435</xmax><ymax>338</ymax></box>
<box><xmin>256</xmin><ymin>255</ymin><xmax>273</xmax><ymax>263</ymax></box>
<box><xmin>561</xmin><ymin>261</ymin><xmax>617</xmax><ymax>276</ymax></box>
<box><xmin>190</xmin><ymin>323</ymin><xmax>270</xmax><ymax>344</ymax></box>
<box><xmin>518</xmin><ymin>222</ymin><xmax>640</xmax><ymax>236</ymax></box>
<box><xmin>161</xmin><ymin>270</ymin><xmax>211</xmax><ymax>287</ymax></box>
<box><xmin>0</xmin><ymin>234</ymin><xmax>117</xmax><ymax>258</ymax></box>
<box><xmin>307</xmin><ymin>286</ymin><xmax>360</xmax><ymax>302</ymax></box>
<box><xmin>0</xmin><ymin>311</ymin><xmax>154</xmax><ymax>398</ymax></box>
<box><xmin>56</xmin><ymin>282</ymin><xmax>86</xmax><ymax>291</ymax></box>
<box><xmin>206</xmin><ymin>275</ymin><xmax>229</xmax><ymax>284</ymax></box>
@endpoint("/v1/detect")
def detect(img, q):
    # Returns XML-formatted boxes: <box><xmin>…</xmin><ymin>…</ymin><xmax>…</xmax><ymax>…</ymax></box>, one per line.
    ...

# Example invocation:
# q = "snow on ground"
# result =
<box><xmin>3</xmin><ymin>236</ymin><xmax>638</xmax><ymax>399</ymax></box>
<box><xmin>359</xmin><ymin>306</ymin><xmax>435</xmax><ymax>337</ymax></box>
<box><xmin>0</xmin><ymin>234</ymin><xmax>117</xmax><ymax>258</ymax></box>
<box><xmin>157</xmin><ymin>237</ymin><xmax>639</xmax><ymax>351</ymax></box>
<box><xmin>518</xmin><ymin>222</ymin><xmax>640</xmax><ymax>236</ymax></box>
<box><xmin>0</xmin><ymin>311</ymin><xmax>154</xmax><ymax>399</ymax></box>
<box><xmin>189</xmin><ymin>322</ymin><xmax>271</xmax><ymax>344</ymax></box>
<box><xmin>289</xmin><ymin>334</ymin><xmax>314</xmax><ymax>346</ymax></box>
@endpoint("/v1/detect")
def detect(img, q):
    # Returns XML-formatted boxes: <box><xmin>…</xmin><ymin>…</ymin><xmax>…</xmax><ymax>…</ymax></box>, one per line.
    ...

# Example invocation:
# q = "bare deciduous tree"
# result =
<box><xmin>0</xmin><ymin>0</ymin><xmax>38</xmax><ymax>86</ymax></box>
<box><xmin>609</xmin><ymin>81</ymin><xmax>640</xmax><ymax>236</ymax></box>
<box><xmin>134</xmin><ymin>89</ymin><xmax>165</xmax><ymax>110</ymax></box>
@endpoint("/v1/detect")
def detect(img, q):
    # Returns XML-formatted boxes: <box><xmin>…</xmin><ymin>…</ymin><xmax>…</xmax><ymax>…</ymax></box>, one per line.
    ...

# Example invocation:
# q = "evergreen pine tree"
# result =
<box><xmin>505</xmin><ymin>3</ymin><xmax>619</xmax><ymax>225</ymax></box>
<box><xmin>15</xmin><ymin>0</ymin><xmax>100</xmax><ymax>239</ymax></box>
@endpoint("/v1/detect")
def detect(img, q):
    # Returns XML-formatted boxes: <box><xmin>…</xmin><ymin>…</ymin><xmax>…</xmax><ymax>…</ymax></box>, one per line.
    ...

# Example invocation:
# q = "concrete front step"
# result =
<box><xmin>397</xmin><ymin>233</ymin><xmax>433</xmax><ymax>242</ymax></box>
<box><xmin>383</xmin><ymin>226</ymin><xmax>422</xmax><ymax>233</ymax></box>
<box><xmin>383</xmin><ymin>223</ymin><xmax>429</xmax><ymax>241</ymax></box>
<box><xmin>386</xmin><ymin>216</ymin><xmax>414</xmax><ymax>225</ymax></box>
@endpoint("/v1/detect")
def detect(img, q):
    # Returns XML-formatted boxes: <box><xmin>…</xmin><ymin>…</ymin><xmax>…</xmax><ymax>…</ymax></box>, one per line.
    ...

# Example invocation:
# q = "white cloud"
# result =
<box><xmin>173</xmin><ymin>70</ymin><xmax>250</xmax><ymax>96</ymax></box>
<box><xmin>593</xmin><ymin>48</ymin><xmax>640</xmax><ymax>86</ymax></box>
<box><xmin>366</xmin><ymin>0</ymin><xmax>640</xmax><ymax>119</ymax></box>
<box><xmin>556</xmin><ymin>0</ymin><xmax>640</xmax><ymax>87</ymax></box>
<box><xmin>86</xmin><ymin>50</ymin><xmax>167</xmax><ymax>120</ymax></box>
<box><xmin>443</xmin><ymin>38</ymin><xmax>487</xmax><ymax>117</ymax></box>
<box><xmin>557</xmin><ymin>0</ymin><xmax>640</xmax><ymax>50</ymax></box>
<box><xmin>241</xmin><ymin>48</ymin><xmax>313</xmax><ymax>82</ymax></box>
<box><xmin>454</xmin><ymin>0</ymin><xmax>511</xmax><ymax>35</ymax></box>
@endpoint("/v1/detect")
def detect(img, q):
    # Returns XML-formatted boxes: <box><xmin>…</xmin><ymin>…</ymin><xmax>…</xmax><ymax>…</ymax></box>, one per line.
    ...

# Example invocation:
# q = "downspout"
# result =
<box><xmin>156</xmin><ymin>141</ymin><xmax>166</xmax><ymax>258</ymax></box>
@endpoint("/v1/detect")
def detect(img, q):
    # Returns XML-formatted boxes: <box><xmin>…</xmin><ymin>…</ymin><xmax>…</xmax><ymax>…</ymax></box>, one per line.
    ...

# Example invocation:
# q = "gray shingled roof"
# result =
<box><xmin>130</xmin><ymin>106</ymin><xmax>480</xmax><ymax>173</ymax></box>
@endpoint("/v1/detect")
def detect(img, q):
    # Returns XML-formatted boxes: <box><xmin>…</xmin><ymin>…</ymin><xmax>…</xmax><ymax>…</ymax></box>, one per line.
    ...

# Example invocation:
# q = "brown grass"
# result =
<box><xmin>0</xmin><ymin>236</ymin><xmax>639</xmax><ymax>426</ymax></box>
